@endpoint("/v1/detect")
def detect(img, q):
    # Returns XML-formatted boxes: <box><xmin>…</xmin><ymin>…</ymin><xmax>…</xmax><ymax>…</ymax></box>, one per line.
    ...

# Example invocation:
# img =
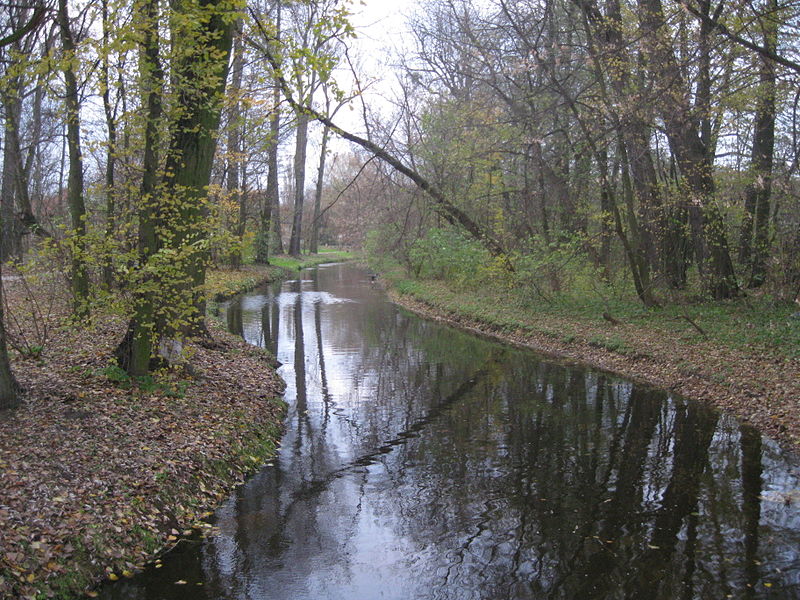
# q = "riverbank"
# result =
<box><xmin>206</xmin><ymin>251</ymin><xmax>353</xmax><ymax>302</ymax></box>
<box><xmin>0</xmin><ymin>253</ymin><xmax>350</xmax><ymax>599</ymax></box>
<box><xmin>380</xmin><ymin>266</ymin><xmax>800</xmax><ymax>454</ymax></box>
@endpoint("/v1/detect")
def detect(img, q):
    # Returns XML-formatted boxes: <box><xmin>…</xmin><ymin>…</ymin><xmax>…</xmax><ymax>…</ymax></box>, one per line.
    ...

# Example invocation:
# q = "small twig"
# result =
<box><xmin>679</xmin><ymin>313</ymin><xmax>707</xmax><ymax>338</ymax></box>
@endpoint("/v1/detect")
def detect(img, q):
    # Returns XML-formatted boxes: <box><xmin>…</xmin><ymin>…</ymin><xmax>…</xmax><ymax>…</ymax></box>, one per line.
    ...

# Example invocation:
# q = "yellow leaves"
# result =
<box><xmin>108</xmin><ymin>573</ymin><xmax>119</xmax><ymax>581</ymax></box>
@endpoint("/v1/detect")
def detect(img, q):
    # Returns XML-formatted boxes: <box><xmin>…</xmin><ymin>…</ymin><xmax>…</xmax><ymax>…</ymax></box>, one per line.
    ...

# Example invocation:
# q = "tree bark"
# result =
<box><xmin>739</xmin><ymin>0</ymin><xmax>778</xmax><ymax>288</ymax></box>
<box><xmin>57</xmin><ymin>0</ymin><xmax>90</xmax><ymax>318</ymax></box>
<box><xmin>310</xmin><ymin>122</ymin><xmax>331</xmax><ymax>254</ymax></box>
<box><xmin>0</xmin><ymin>259</ymin><xmax>20</xmax><ymax>409</ymax></box>
<box><xmin>288</xmin><ymin>111</ymin><xmax>309</xmax><ymax>256</ymax></box>
<box><xmin>227</xmin><ymin>19</ymin><xmax>245</xmax><ymax>269</ymax></box>
<box><xmin>266</xmin><ymin>2</ymin><xmax>284</xmax><ymax>257</ymax></box>
<box><xmin>101</xmin><ymin>0</ymin><xmax>117</xmax><ymax>287</ymax></box>
<box><xmin>120</xmin><ymin>0</ymin><xmax>163</xmax><ymax>376</ymax></box>
<box><xmin>637</xmin><ymin>0</ymin><xmax>739</xmax><ymax>299</ymax></box>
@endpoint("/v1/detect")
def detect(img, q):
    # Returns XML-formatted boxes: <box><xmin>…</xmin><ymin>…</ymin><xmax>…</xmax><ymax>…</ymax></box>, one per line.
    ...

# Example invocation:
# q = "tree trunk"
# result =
<box><xmin>0</xmin><ymin>259</ymin><xmax>20</xmax><ymax>410</ymax></box>
<box><xmin>637</xmin><ymin>0</ymin><xmax>739</xmax><ymax>299</ymax></box>
<box><xmin>161</xmin><ymin>0</ymin><xmax>234</xmax><ymax>333</ymax></box>
<box><xmin>120</xmin><ymin>0</ymin><xmax>163</xmax><ymax>376</ymax></box>
<box><xmin>310</xmin><ymin>122</ymin><xmax>331</xmax><ymax>254</ymax></box>
<box><xmin>101</xmin><ymin>0</ymin><xmax>117</xmax><ymax>287</ymax></box>
<box><xmin>57</xmin><ymin>0</ymin><xmax>90</xmax><ymax>318</ymax></box>
<box><xmin>740</xmin><ymin>0</ymin><xmax>777</xmax><ymax>288</ymax></box>
<box><xmin>0</xmin><ymin>94</ymin><xmax>23</xmax><ymax>261</ymax></box>
<box><xmin>266</xmin><ymin>2</ymin><xmax>284</xmax><ymax>257</ymax></box>
<box><xmin>289</xmin><ymin>111</ymin><xmax>309</xmax><ymax>257</ymax></box>
<box><xmin>228</xmin><ymin>19</ymin><xmax>245</xmax><ymax>269</ymax></box>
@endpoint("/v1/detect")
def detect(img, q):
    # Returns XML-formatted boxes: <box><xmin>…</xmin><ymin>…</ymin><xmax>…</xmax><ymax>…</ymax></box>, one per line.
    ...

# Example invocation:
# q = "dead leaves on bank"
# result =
<box><xmin>0</xmin><ymin>290</ymin><xmax>286</xmax><ymax>599</ymax></box>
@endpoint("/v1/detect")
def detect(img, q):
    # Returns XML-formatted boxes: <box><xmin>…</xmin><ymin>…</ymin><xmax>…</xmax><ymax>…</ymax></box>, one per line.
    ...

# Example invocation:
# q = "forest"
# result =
<box><xmin>1</xmin><ymin>0</ymin><xmax>799</xmax><ymax>401</ymax></box>
<box><xmin>1</xmin><ymin>0</ymin><xmax>800</xmax><ymax>596</ymax></box>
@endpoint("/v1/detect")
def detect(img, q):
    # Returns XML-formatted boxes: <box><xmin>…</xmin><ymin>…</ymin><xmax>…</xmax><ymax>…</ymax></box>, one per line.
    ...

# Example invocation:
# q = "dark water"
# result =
<box><xmin>101</xmin><ymin>263</ymin><xmax>800</xmax><ymax>599</ymax></box>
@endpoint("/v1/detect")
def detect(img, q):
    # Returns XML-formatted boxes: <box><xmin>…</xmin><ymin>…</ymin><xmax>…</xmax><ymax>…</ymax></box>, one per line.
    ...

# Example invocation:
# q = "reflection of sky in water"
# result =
<box><xmin>99</xmin><ymin>263</ymin><xmax>800</xmax><ymax>600</ymax></box>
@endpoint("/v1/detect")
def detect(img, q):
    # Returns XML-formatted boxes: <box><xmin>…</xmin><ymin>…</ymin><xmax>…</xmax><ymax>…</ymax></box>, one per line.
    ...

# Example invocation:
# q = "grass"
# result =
<box><xmin>378</xmin><ymin>258</ymin><xmax>800</xmax><ymax>361</ymax></box>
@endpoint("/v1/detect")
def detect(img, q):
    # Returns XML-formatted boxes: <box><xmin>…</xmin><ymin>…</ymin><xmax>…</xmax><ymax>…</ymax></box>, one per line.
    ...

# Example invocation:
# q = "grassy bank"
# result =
<box><xmin>205</xmin><ymin>250</ymin><xmax>354</xmax><ymax>302</ymax></box>
<box><xmin>0</xmin><ymin>252</ymin><xmax>351</xmax><ymax>599</ymax></box>
<box><xmin>378</xmin><ymin>261</ymin><xmax>800</xmax><ymax>453</ymax></box>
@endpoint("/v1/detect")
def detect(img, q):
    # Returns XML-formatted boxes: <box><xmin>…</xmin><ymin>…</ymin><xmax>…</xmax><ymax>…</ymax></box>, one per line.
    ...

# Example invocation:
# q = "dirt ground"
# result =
<box><xmin>0</xmin><ymin>281</ymin><xmax>285</xmax><ymax>599</ymax></box>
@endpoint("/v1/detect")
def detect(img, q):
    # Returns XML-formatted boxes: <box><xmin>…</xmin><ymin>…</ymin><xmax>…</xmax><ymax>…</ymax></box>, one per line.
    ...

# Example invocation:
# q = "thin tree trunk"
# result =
<box><xmin>101</xmin><ymin>0</ymin><xmax>117</xmax><ymax>287</ymax></box>
<box><xmin>310</xmin><ymin>122</ymin><xmax>331</xmax><ymax>254</ymax></box>
<box><xmin>57</xmin><ymin>0</ymin><xmax>90</xmax><ymax>318</ymax></box>
<box><xmin>741</xmin><ymin>0</ymin><xmax>778</xmax><ymax>288</ymax></box>
<box><xmin>228</xmin><ymin>19</ymin><xmax>245</xmax><ymax>269</ymax></box>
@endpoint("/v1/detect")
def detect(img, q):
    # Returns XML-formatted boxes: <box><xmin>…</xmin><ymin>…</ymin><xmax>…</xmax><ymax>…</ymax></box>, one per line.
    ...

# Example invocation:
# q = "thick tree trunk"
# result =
<box><xmin>0</xmin><ymin>96</ymin><xmax>22</xmax><ymax>261</ymax></box>
<box><xmin>120</xmin><ymin>0</ymin><xmax>163</xmax><ymax>376</ymax></box>
<box><xmin>120</xmin><ymin>0</ymin><xmax>234</xmax><ymax>374</ymax></box>
<box><xmin>0</xmin><ymin>259</ymin><xmax>20</xmax><ymax>410</ymax></box>
<box><xmin>288</xmin><ymin>111</ymin><xmax>309</xmax><ymax>257</ymax></box>
<box><xmin>57</xmin><ymin>0</ymin><xmax>90</xmax><ymax>318</ymax></box>
<box><xmin>161</xmin><ymin>0</ymin><xmax>234</xmax><ymax>333</ymax></box>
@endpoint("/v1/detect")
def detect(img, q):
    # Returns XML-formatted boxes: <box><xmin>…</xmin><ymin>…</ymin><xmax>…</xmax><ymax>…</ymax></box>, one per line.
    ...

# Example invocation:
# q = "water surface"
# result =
<box><xmin>102</xmin><ymin>263</ymin><xmax>800</xmax><ymax>599</ymax></box>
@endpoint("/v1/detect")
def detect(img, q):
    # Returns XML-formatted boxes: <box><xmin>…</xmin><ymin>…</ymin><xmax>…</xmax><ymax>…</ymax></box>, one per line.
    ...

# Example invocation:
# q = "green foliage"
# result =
<box><xmin>513</xmin><ymin>235</ymin><xmax>608</xmax><ymax>302</ymax></box>
<box><xmin>407</xmin><ymin>227</ymin><xmax>492</xmax><ymax>289</ymax></box>
<box><xmin>94</xmin><ymin>364</ymin><xmax>190</xmax><ymax>398</ymax></box>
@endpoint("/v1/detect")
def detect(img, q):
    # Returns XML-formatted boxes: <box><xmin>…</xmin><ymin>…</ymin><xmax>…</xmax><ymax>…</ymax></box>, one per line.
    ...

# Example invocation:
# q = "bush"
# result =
<box><xmin>407</xmin><ymin>228</ymin><xmax>492</xmax><ymax>289</ymax></box>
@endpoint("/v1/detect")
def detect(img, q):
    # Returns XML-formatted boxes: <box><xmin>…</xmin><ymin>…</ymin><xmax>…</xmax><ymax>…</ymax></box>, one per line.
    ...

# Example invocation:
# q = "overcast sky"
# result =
<box><xmin>327</xmin><ymin>0</ymin><xmax>419</xmax><ymax>138</ymax></box>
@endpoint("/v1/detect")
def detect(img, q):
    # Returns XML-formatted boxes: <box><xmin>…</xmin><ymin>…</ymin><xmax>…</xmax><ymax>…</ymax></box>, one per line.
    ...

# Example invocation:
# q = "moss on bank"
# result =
<box><xmin>379</xmin><ymin>263</ymin><xmax>800</xmax><ymax>453</ymax></box>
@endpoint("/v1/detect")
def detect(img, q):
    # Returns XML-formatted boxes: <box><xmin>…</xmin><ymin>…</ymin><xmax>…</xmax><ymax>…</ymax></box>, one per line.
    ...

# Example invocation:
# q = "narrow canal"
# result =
<box><xmin>102</xmin><ymin>262</ymin><xmax>800</xmax><ymax>599</ymax></box>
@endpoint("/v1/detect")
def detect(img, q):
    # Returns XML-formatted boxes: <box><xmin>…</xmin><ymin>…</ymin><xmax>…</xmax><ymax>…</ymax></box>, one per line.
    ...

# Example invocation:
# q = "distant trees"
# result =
<box><xmin>340</xmin><ymin>0</ymin><xmax>800</xmax><ymax>305</ymax></box>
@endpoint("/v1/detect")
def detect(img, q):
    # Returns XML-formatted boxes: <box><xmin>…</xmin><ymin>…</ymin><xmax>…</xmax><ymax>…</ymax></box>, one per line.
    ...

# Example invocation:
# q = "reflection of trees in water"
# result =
<box><xmin>181</xmin><ymin>265</ymin><xmax>800</xmax><ymax>600</ymax></box>
<box><xmin>363</xmin><ymin>353</ymin><xmax>798</xmax><ymax>599</ymax></box>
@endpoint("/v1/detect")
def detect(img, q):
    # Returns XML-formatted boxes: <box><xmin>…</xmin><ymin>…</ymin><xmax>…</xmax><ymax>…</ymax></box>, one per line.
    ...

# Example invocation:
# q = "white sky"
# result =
<box><xmin>328</xmin><ymin>0</ymin><xmax>419</xmax><ymax>139</ymax></box>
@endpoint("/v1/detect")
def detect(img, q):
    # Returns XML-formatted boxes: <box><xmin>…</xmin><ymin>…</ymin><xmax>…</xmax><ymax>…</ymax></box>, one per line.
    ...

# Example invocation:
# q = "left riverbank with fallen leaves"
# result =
<box><xmin>0</xmin><ymin>258</ymin><xmax>338</xmax><ymax>599</ymax></box>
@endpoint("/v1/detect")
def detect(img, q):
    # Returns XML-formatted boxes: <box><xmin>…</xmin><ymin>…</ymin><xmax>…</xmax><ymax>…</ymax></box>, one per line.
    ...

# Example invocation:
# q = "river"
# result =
<box><xmin>100</xmin><ymin>262</ymin><xmax>800</xmax><ymax>599</ymax></box>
